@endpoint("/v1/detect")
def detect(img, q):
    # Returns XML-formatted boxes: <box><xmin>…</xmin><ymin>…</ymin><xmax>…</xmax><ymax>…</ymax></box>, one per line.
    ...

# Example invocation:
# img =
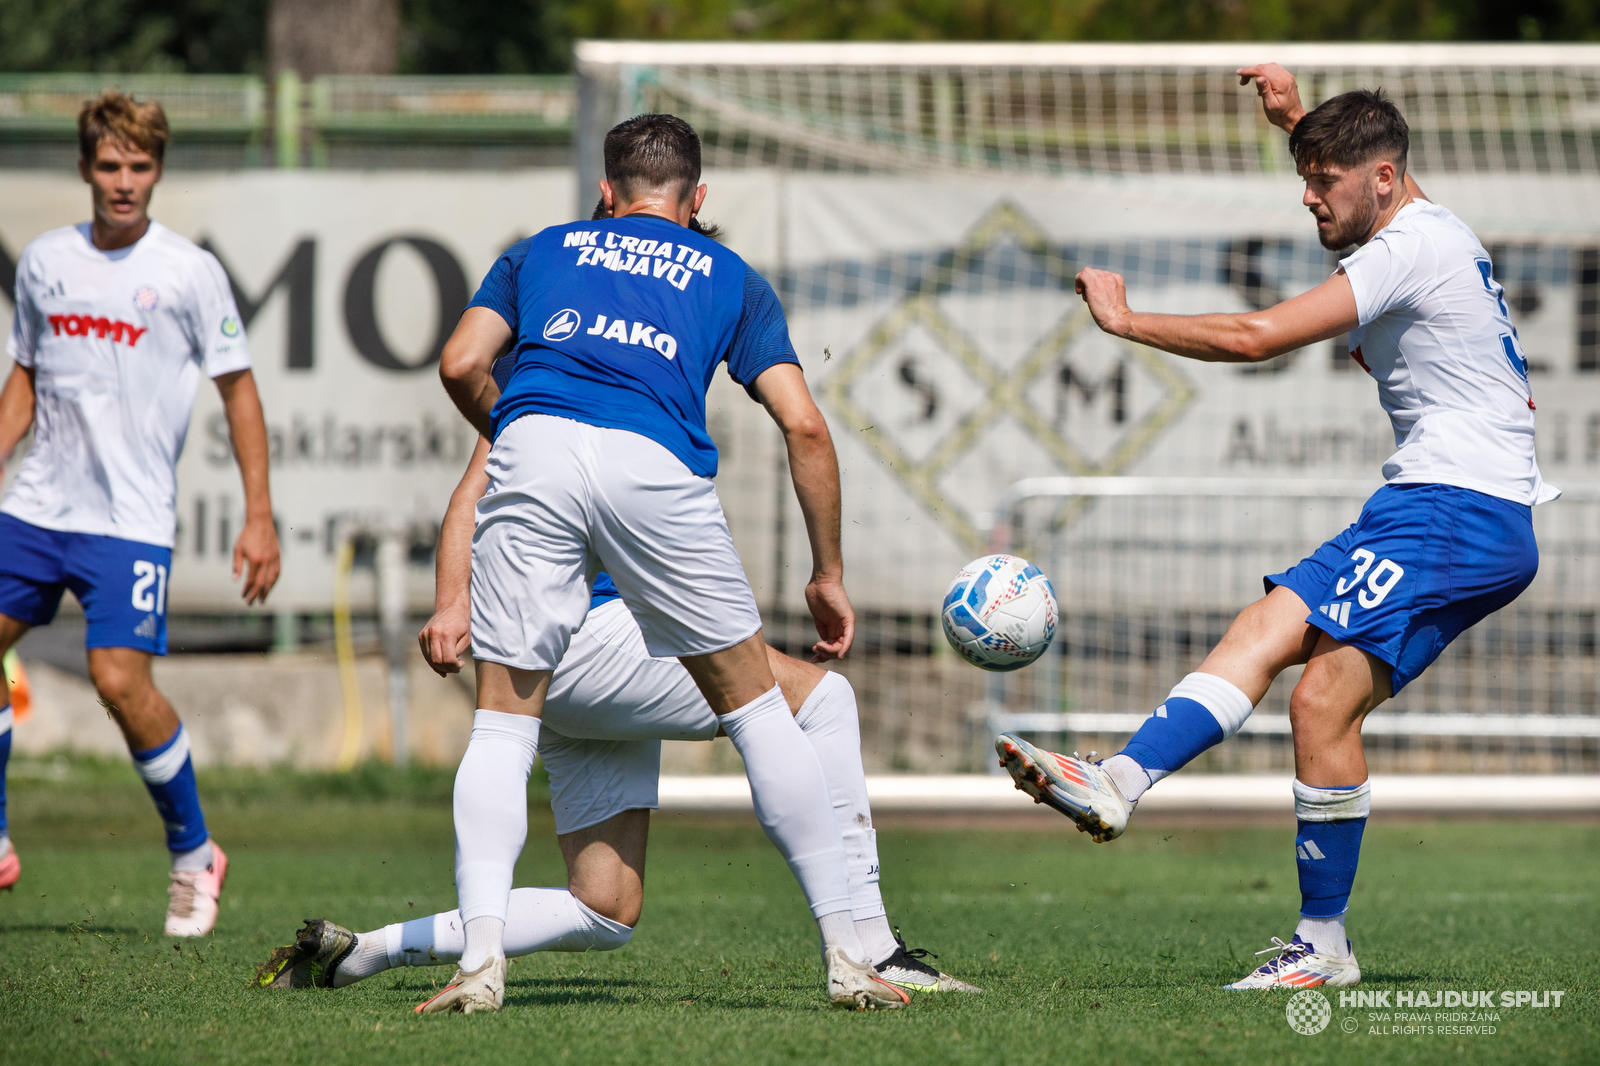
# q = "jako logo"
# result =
<box><xmin>584</xmin><ymin>313</ymin><xmax>678</xmax><ymax>360</ymax></box>
<box><xmin>47</xmin><ymin>314</ymin><xmax>147</xmax><ymax>347</ymax></box>
<box><xmin>543</xmin><ymin>309</ymin><xmax>582</xmax><ymax>342</ymax></box>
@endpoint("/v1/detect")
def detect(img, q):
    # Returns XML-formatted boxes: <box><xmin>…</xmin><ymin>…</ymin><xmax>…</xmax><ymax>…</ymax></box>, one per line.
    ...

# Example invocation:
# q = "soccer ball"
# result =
<box><xmin>940</xmin><ymin>554</ymin><xmax>1057</xmax><ymax>671</ymax></box>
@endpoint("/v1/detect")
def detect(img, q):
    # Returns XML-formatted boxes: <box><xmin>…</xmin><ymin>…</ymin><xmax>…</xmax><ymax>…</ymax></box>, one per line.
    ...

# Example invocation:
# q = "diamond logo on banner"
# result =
<box><xmin>822</xmin><ymin>201</ymin><xmax>1195</xmax><ymax>553</ymax></box>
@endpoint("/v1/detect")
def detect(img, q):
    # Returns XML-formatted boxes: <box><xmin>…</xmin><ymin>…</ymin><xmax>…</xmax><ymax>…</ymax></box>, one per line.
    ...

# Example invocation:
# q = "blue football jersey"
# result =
<box><xmin>471</xmin><ymin>215</ymin><xmax>798</xmax><ymax>477</ymax></box>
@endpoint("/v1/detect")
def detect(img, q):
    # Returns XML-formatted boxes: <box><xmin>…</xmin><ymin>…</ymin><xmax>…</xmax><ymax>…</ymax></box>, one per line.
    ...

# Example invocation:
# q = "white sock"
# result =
<box><xmin>331</xmin><ymin>931</ymin><xmax>391</xmax><ymax>987</ymax></box>
<box><xmin>1295</xmin><ymin>913</ymin><xmax>1350</xmax><ymax>958</ymax></box>
<box><xmin>793</xmin><ymin>673</ymin><xmax>886</xmax><ymax>926</ymax></box>
<box><xmin>384</xmin><ymin>888</ymin><xmax>633</xmax><ymax>969</ymax></box>
<box><xmin>718</xmin><ymin>685</ymin><xmax>862</xmax><ymax>963</ymax></box>
<box><xmin>460</xmin><ymin>916</ymin><xmax>504</xmax><ymax>972</ymax></box>
<box><xmin>453</xmin><ymin>709</ymin><xmax>541</xmax><ymax>966</ymax></box>
<box><xmin>854</xmin><ymin>915</ymin><xmax>900</xmax><ymax>966</ymax></box>
<box><xmin>1103</xmin><ymin>754</ymin><xmax>1151</xmax><ymax>804</ymax></box>
<box><xmin>171</xmin><ymin>840</ymin><xmax>214</xmax><ymax>873</ymax></box>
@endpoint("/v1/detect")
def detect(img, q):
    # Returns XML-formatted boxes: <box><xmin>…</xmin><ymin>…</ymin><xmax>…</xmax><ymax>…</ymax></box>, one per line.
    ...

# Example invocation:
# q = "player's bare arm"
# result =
<box><xmin>752</xmin><ymin>362</ymin><xmax>855</xmax><ymax>662</ymax></box>
<box><xmin>214</xmin><ymin>369</ymin><xmax>280</xmax><ymax>605</ymax></box>
<box><xmin>438</xmin><ymin>308</ymin><xmax>514</xmax><ymax>438</ymax></box>
<box><xmin>0</xmin><ymin>364</ymin><xmax>35</xmax><ymax>479</ymax></box>
<box><xmin>1074</xmin><ymin>267</ymin><xmax>1359</xmax><ymax>363</ymax></box>
<box><xmin>419</xmin><ymin>435</ymin><xmax>490</xmax><ymax>675</ymax></box>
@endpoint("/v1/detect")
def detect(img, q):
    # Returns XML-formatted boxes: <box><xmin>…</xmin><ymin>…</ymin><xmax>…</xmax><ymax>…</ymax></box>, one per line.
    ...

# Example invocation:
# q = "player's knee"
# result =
<box><xmin>89</xmin><ymin>660</ymin><xmax>144</xmax><ymax>711</ymax></box>
<box><xmin>1288</xmin><ymin>677</ymin><xmax>1356</xmax><ymax>741</ymax></box>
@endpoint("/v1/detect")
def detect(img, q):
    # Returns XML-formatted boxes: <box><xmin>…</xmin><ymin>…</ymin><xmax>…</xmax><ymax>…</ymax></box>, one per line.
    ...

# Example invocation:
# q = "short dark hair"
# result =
<box><xmin>79</xmin><ymin>89</ymin><xmax>170</xmax><ymax>164</ymax></box>
<box><xmin>604</xmin><ymin>113</ymin><xmax>702</xmax><ymax>202</ymax></box>
<box><xmin>1289</xmin><ymin>89</ymin><xmax>1408</xmax><ymax>175</ymax></box>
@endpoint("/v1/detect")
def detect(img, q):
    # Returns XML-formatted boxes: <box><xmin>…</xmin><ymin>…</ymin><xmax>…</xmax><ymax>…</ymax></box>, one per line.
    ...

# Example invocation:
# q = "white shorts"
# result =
<box><xmin>539</xmin><ymin>599</ymin><xmax>720</xmax><ymax>834</ymax></box>
<box><xmin>471</xmin><ymin>414</ymin><xmax>764</xmax><ymax>671</ymax></box>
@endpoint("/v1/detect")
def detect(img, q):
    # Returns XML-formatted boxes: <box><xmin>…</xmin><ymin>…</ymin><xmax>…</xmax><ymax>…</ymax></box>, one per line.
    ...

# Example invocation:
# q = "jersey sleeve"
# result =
<box><xmin>467</xmin><ymin>239</ymin><xmax>531</xmax><ymax>335</ymax></box>
<box><xmin>724</xmin><ymin>266</ymin><xmax>801</xmax><ymax>396</ymax></box>
<box><xmin>193</xmin><ymin>252</ymin><xmax>252</xmax><ymax>377</ymax></box>
<box><xmin>1340</xmin><ymin>223</ymin><xmax>1436</xmax><ymax>327</ymax></box>
<box><xmin>6</xmin><ymin>245</ymin><xmax>41</xmax><ymax>366</ymax></box>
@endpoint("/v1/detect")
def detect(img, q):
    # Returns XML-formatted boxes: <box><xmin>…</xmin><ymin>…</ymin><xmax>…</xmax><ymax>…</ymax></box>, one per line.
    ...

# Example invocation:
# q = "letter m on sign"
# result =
<box><xmin>201</xmin><ymin>238</ymin><xmax>316</xmax><ymax>370</ymax></box>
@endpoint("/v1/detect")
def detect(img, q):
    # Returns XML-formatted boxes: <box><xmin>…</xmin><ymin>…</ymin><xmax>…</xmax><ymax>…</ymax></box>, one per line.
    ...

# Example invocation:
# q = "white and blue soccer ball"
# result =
<box><xmin>940</xmin><ymin>554</ymin><xmax>1057</xmax><ymax>671</ymax></box>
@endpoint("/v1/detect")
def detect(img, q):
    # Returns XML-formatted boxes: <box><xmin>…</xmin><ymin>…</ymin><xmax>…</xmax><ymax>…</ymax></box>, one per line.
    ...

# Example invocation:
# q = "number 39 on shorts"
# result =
<box><xmin>1334</xmin><ymin>548</ymin><xmax>1405</xmax><ymax>608</ymax></box>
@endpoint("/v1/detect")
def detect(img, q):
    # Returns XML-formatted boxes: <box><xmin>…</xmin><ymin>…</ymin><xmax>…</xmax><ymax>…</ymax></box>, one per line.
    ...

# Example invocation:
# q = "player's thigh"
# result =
<box><xmin>587</xmin><ymin>428</ymin><xmax>762</xmax><ymax>660</ymax></box>
<box><xmin>767</xmin><ymin>646</ymin><xmax>827</xmax><ymax>712</ymax></box>
<box><xmin>540</xmin><ymin>727</ymin><xmax>662</xmax><ymax>841</ymax></box>
<box><xmin>0</xmin><ymin>514</ymin><xmax>72</xmax><ymax>647</ymax></box>
<box><xmin>558</xmin><ymin>808</ymin><xmax>650</xmax><ymax>926</ymax></box>
<box><xmin>470</xmin><ymin>416</ymin><xmax>597</xmax><ymax>672</ymax></box>
<box><xmin>68</xmin><ymin>532</ymin><xmax>172</xmax><ymax>657</ymax></box>
<box><xmin>543</xmin><ymin>601</ymin><xmax>718</xmax><ymax>742</ymax></box>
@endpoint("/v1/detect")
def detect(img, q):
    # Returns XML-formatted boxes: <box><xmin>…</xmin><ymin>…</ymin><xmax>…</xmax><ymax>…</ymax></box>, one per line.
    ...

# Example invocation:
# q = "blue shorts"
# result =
<box><xmin>1264</xmin><ymin>484</ymin><xmax>1537</xmax><ymax>694</ymax></box>
<box><xmin>0</xmin><ymin>514</ymin><xmax>171</xmax><ymax>655</ymax></box>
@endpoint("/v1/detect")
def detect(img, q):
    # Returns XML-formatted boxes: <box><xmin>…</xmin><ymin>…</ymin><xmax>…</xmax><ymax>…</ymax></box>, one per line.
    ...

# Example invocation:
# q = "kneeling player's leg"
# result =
<box><xmin>321</xmin><ymin>811</ymin><xmax>646</xmax><ymax>989</ymax></box>
<box><xmin>1101</xmin><ymin>586</ymin><xmax>1319</xmax><ymax>805</ymax></box>
<box><xmin>1287</xmin><ymin>634</ymin><xmax>1389</xmax><ymax>960</ymax></box>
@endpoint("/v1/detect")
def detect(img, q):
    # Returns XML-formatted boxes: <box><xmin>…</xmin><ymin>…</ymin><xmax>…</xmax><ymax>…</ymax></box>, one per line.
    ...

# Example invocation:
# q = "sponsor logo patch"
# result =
<box><xmin>132</xmin><ymin>285</ymin><xmax>159</xmax><ymax>311</ymax></box>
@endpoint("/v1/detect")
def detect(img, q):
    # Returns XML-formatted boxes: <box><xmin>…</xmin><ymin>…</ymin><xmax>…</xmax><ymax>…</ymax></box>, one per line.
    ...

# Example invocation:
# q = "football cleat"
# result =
<box><xmin>1225</xmin><ymin>935</ymin><xmax>1361</xmax><ymax>989</ymax></box>
<box><xmin>415</xmin><ymin>955</ymin><xmax>506</xmax><ymax>1014</ymax></box>
<box><xmin>995</xmin><ymin>733</ymin><xmax>1132</xmax><ymax>842</ymax></box>
<box><xmin>0</xmin><ymin>838</ymin><xmax>19</xmax><ymax>892</ymax></box>
<box><xmin>875</xmin><ymin>934</ymin><xmax>982</xmax><ymax>994</ymax></box>
<box><xmin>826</xmin><ymin>945</ymin><xmax>910</xmax><ymax>1010</ymax></box>
<box><xmin>255</xmin><ymin>919</ymin><xmax>359</xmax><ymax>989</ymax></box>
<box><xmin>164</xmin><ymin>841</ymin><xmax>227</xmax><ymax>937</ymax></box>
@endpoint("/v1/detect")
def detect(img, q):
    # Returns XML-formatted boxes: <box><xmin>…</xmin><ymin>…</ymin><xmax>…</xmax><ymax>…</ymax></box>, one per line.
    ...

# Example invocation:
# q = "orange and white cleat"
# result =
<box><xmin>165</xmin><ymin>841</ymin><xmax>227</xmax><ymax>937</ymax></box>
<box><xmin>826</xmin><ymin>946</ymin><xmax>910</xmax><ymax>1010</ymax></box>
<box><xmin>1226</xmin><ymin>935</ymin><xmax>1361</xmax><ymax>989</ymax></box>
<box><xmin>415</xmin><ymin>955</ymin><xmax>506</xmax><ymax>1014</ymax></box>
<box><xmin>996</xmin><ymin>733</ymin><xmax>1133</xmax><ymax>842</ymax></box>
<box><xmin>0</xmin><ymin>837</ymin><xmax>19</xmax><ymax>892</ymax></box>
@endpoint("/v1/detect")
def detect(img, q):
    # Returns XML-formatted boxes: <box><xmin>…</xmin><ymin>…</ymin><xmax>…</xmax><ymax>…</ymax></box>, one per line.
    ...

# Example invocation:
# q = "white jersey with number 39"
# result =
<box><xmin>1339</xmin><ymin>200</ymin><xmax>1557</xmax><ymax>506</ymax></box>
<box><xmin>3</xmin><ymin>221</ymin><xmax>250</xmax><ymax>547</ymax></box>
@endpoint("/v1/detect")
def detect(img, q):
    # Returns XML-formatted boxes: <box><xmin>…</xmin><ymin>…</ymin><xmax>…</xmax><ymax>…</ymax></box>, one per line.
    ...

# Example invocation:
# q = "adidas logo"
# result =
<box><xmin>135</xmin><ymin>614</ymin><xmax>159</xmax><ymax>638</ymax></box>
<box><xmin>1319</xmin><ymin>601</ymin><xmax>1352</xmax><ymax>627</ymax></box>
<box><xmin>1297</xmin><ymin>840</ymin><xmax>1327</xmax><ymax>860</ymax></box>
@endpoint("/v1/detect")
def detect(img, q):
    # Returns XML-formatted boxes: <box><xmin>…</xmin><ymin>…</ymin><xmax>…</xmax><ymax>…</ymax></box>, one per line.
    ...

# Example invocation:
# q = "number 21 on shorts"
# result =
<box><xmin>132</xmin><ymin>560</ymin><xmax>169</xmax><ymax>615</ymax></box>
<box><xmin>1335</xmin><ymin>548</ymin><xmax>1405</xmax><ymax>609</ymax></box>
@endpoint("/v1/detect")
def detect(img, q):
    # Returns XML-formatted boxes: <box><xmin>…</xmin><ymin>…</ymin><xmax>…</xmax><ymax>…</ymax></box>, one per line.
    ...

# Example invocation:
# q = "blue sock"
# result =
<box><xmin>1296</xmin><ymin>815</ymin><xmax>1367</xmax><ymax>917</ymax></box>
<box><xmin>1114</xmin><ymin>674</ymin><xmax>1254</xmax><ymax>795</ymax></box>
<box><xmin>1290</xmin><ymin>779</ymin><xmax>1370</xmax><ymax>957</ymax></box>
<box><xmin>131</xmin><ymin>725</ymin><xmax>209</xmax><ymax>854</ymax></box>
<box><xmin>0</xmin><ymin>704</ymin><xmax>11</xmax><ymax>838</ymax></box>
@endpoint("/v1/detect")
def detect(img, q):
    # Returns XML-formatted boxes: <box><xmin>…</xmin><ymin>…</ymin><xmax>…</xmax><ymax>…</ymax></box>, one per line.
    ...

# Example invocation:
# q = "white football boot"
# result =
<box><xmin>1226</xmin><ymin>935</ymin><xmax>1362</xmax><ymax>989</ymax></box>
<box><xmin>414</xmin><ymin>955</ymin><xmax>507</xmax><ymax>1014</ymax></box>
<box><xmin>995</xmin><ymin>733</ymin><xmax>1133</xmax><ymax>842</ymax></box>
<box><xmin>825</xmin><ymin>946</ymin><xmax>910</xmax><ymax>1010</ymax></box>
<box><xmin>165</xmin><ymin>841</ymin><xmax>227</xmax><ymax>937</ymax></box>
<box><xmin>875</xmin><ymin>935</ymin><xmax>983</xmax><ymax>994</ymax></box>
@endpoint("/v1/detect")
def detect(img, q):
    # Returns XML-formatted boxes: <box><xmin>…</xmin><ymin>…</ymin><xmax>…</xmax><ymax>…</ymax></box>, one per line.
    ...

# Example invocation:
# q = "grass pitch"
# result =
<box><xmin>1</xmin><ymin>757</ymin><xmax>1595</xmax><ymax>1066</ymax></box>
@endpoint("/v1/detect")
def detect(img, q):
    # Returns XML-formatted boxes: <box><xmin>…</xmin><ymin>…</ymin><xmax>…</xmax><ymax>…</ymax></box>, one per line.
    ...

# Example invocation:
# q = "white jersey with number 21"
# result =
<box><xmin>4</xmin><ymin>221</ymin><xmax>250</xmax><ymax>547</ymax></box>
<box><xmin>1339</xmin><ymin>199</ymin><xmax>1556</xmax><ymax>507</ymax></box>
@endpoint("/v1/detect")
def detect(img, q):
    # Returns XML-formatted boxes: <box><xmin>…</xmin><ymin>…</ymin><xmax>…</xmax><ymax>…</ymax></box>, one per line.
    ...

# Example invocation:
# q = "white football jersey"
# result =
<box><xmin>4</xmin><ymin>221</ymin><xmax>250</xmax><ymax>547</ymax></box>
<box><xmin>1340</xmin><ymin>200</ymin><xmax>1557</xmax><ymax>506</ymax></box>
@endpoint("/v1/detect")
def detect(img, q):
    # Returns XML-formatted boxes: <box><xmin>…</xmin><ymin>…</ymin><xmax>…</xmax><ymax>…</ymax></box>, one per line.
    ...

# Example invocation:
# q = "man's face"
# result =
<box><xmin>78</xmin><ymin>139</ymin><xmax>161</xmax><ymax>231</ymax></box>
<box><xmin>1300</xmin><ymin>158</ymin><xmax>1388</xmax><ymax>250</ymax></box>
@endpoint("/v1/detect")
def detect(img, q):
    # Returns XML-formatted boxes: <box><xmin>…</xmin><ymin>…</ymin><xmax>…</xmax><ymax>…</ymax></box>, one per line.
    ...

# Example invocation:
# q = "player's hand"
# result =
<box><xmin>805</xmin><ymin>574</ymin><xmax>855</xmax><ymax>662</ymax></box>
<box><xmin>1238</xmin><ymin>63</ymin><xmax>1306</xmax><ymax>132</ymax></box>
<box><xmin>419</xmin><ymin>602</ymin><xmax>472</xmax><ymax>676</ymax></box>
<box><xmin>1074</xmin><ymin>267</ymin><xmax>1134</xmax><ymax>337</ymax></box>
<box><xmin>232</xmin><ymin>514</ymin><xmax>281</xmax><ymax>606</ymax></box>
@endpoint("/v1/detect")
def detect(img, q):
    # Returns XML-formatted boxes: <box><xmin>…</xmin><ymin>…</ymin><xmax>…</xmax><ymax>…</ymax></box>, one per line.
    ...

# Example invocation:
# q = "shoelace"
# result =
<box><xmin>1251</xmin><ymin>937</ymin><xmax>1311</xmax><ymax>972</ymax></box>
<box><xmin>892</xmin><ymin>931</ymin><xmax>938</xmax><ymax>964</ymax></box>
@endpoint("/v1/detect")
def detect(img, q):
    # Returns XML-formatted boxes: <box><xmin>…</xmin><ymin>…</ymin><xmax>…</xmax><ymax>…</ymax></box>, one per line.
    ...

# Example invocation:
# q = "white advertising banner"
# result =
<box><xmin>2</xmin><ymin>168</ymin><xmax>1596</xmax><ymax>616</ymax></box>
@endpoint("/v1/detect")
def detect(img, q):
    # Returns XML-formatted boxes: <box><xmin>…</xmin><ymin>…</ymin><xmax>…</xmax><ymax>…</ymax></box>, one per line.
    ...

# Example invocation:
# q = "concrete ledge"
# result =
<box><xmin>658</xmin><ymin>774</ymin><xmax>1600</xmax><ymax>814</ymax></box>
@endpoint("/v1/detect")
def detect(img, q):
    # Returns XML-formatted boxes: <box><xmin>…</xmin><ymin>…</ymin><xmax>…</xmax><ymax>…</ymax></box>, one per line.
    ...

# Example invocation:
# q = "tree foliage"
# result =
<box><xmin>0</xmin><ymin>0</ymin><xmax>1593</xmax><ymax>76</ymax></box>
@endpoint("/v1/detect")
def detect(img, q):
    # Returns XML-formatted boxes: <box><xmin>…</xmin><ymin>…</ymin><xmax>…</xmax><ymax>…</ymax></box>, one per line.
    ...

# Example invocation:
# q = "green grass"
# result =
<box><xmin>1</xmin><ymin>756</ymin><xmax>1595</xmax><ymax>1066</ymax></box>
